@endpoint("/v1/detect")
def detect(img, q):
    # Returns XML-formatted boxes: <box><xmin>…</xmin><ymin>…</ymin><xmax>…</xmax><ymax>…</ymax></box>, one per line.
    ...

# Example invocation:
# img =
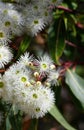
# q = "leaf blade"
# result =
<box><xmin>49</xmin><ymin>105</ymin><xmax>76</xmax><ymax>130</ymax></box>
<box><xmin>55</xmin><ymin>19</ymin><xmax>66</xmax><ymax>64</ymax></box>
<box><xmin>16</xmin><ymin>36</ymin><xmax>31</xmax><ymax>59</ymax></box>
<box><xmin>65</xmin><ymin>69</ymin><xmax>84</xmax><ymax>107</ymax></box>
<box><xmin>6</xmin><ymin>116</ymin><xmax>12</xmax><ymax>130</ymax></box>
<box><xmin>48</xmin><ymin>18</ymin><xmax>66</xmax><ymax>64</ymax></box>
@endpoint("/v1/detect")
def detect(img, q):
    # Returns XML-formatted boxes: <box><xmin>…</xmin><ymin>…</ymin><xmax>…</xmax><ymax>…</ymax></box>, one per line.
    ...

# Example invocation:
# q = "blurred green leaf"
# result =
<box><xmin>6</xmin><ymin>116</ymin><xmax>12</xmax><ymax>130</ymax></box>
<box><xmin>48</xmin><ymin>18</ymin><xmax>66</xmax><ymax>64</ymax></box>
<box><xmin>16</xmin><ymin>36</ymin><xmax>31</xmax><ymax>58</ymax></box>
<box><xmin>49</xmin><ymin>105</ymin><xmax>76</xmax><ymax>130</ymax></box>
<box><xmin>66</xmin><ymin>69</ymin><xmax>84</xmax><ymax>108</ymax></box>
<box><xmin>64</xmin><ymin>14</ymin><xmax>77</xmax><ymax>37</ymax></box>
<box><xmin>28</xmin><ymin>119</ymin><xmax>38</xmax><ymax>130</ymax></box>
<box><xmin>12</xmin><ymin>105</ymin><xmax>19</xmax><ymax>115</ymax></box>
<box><xmin>75</xmin><ymin>65</ymin><xmax>84</xmax><ymax>77</ymax></box>
<box><xmin>9</xmin><ymin>113</ymin><xmax>22</xmax><ymax>130</ymax></box>
<box><xmin>7</xmin><ymin>106</ymin><xmax>22</xmax><ymax>130</ymax></box>
<box><xmin>47</xmin><ymin>23</ymin><xmax>56</xmax><ymax>62</ymax></box>
<box><xmin>55</xmin><ymin>19</ymin><xmax>66</xmax><ymax>64</ymax></box>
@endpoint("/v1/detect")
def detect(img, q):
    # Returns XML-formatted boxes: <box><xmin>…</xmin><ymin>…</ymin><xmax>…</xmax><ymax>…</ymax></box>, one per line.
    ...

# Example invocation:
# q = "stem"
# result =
<box><xmin>35</xmin><ymin>119</ymin><xmax>38</xmax><ymax>130</ymax></box>
<box><xmin>22</xmin><ymin>116</ymin><xmax>31</xmax><ymax>130</ymax></box>
<box><xmin>56</xmin><ymin>6</ymin><xmax>84</xmax><ymax>14</ymax></box>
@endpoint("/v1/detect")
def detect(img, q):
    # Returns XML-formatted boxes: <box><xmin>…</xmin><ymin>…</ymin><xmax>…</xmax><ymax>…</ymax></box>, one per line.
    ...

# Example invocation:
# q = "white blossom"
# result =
<box><xmin>35</xmin><ymin>54</ymin><xmax>53</xmax><ymax>75</ymax></box>
<box><xmin>2</xmin><ymin>52</ymin><xmax>56</xmax><ymax>118</ymax></box>
<box><xmin>0</xmin><ymin>44</ymin><xmax>13</xmax><ymax>68</ymax></box>
<box><xmin>17</xmin><ymin>86</ymin><xmax>55</xmax><ymax>118</ymax></box>
<box><xmin>0</xmin><ymin>0</ymin><xmax>63</xmax><ymax>119</ymax></box>
<box><xmin>48</xmin><ymin>70</ymin><xmax>60</xmax><ymax>86</ymax></box>
<box><xmin>18</xmin><ymin>52</ymin><xmax>34</xmax><ymax>67</ymax></box>
<box><xmin>0</xmin><ymin>27</ymin><xmax>11</xmax><ymax>44</ymax></box>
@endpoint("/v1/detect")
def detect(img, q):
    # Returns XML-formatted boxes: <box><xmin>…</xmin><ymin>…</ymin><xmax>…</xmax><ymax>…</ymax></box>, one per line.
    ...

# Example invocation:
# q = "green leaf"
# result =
<box><xmin>47</xmin><ymin>24</ymin><xmax>56</xmax><ymax>62</ymax></box>
<box><xmin>28</xmin><ymin>119</ymin><xmax>38</xmax><ymax>130</ymax></box>
<box><xmin>48</xmin><ymin>18</ymin><xmax>66</xmax><ymax>64</ymax></box>
<box><xmin>9</xmin><ymin>113</ymin><xmax>22</xmax><ymax>130</ymax></box>
<box><xmin>65</xmin><ymin>69</ymin><xmax>84</xmax><ymax>108</ymax></box>
<box><xmin>16</xmin><ymin>36</ymin><xmax>31</xmax><ymax>58</ymax></box>
<box><xmin>12</xmin><ymin>104</ymin><xmax>19</xmax><ymax>115</ymax></box>
<box><xmin>8</xmin><ymin>106</ymin><xmax>22</xmax><ymax>130</ymax></box>
<box><xmin>55</xmin><ymin>19</ymin><xmax>66</xmax><ymax>64</ymax></box>
<box><xmin>6</xmin><ymin>116</ymin><xmax>12</xmax><ymax>130</ymax></box>
<box><xmin>49</xmin><ymin>105</ymin><xmax>76</xmax><ymax>130</ymax></box>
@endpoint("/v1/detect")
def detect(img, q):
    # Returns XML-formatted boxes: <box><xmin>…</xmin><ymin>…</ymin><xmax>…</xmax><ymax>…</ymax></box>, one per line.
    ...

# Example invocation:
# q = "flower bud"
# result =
<box><xmin>45</xmin><ymin>82</ymin><xmax>50</xmax><ymax>87</ymax></box>
<box><xmin>34</xmin><ymin>72</ymin><xmax>39</xmax><ymax>78</ymax></box>
<box><xmin>50</xmin><ymin>64</ymin><xmax>56</xmax><ymax>70</ymax></box>
<box><xmin>25</xmin><ymin>82</ymin><xmax>31</xmax><ymax>87</ymax></box>
<box><xmin>36</xmin><ymin>81</ymin><xmax>41</xmax><ymax>86</ymax></box>
<box><xmin>28</xmin><ymin>62</ymin><xmax>33</xmax><ymax>67</ymax></box>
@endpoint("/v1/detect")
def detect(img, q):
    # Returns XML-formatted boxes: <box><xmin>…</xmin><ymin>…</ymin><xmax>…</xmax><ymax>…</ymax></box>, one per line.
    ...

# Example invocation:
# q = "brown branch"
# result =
<box><xmin>60</xmin><ymin>60</ymin><xmax>84</xmax><ymax>76</ymax></box>
<box><xmin>0</xmin><ymin>69</ymin><xmax>5</xmax><ymax>73</ymax></box>
<box><xmin>75</xmin><ymin>22</ymin><xmax>84</xmax><ymax>29</ymax></box>
<box><xmin>56</xmin><ymin>6</ymin><xmax>84</xmax><ymax>14</ymax></box>
<box><xmin>22</xmin><ymin>116</ymin><xmax>31</xmax><ymax>130</ymax></box>
<box><xmin>65</xmin><ymin>40</ymin><xmax>84</xmax><ymax>51</ymax></box>
<box><xmin>65</xmin><ymin>40</ymin><xmax>77</xmax><ymax>48</ymax></box>
<box><xmin>56</xmin><ymin>6</ymin><xmax>73</xmax><ymax>13</ymax></box>
<box><xmin>54</xmin><ymin>6</ymin><xmax>84</xmax><ymax>29</ymax></box>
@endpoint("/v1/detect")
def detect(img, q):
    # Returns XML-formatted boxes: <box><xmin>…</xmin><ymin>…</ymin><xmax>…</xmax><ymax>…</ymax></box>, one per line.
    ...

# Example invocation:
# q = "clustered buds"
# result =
<box><xmin>0</xmin><ymin>0</ymin><xmax>62</xmax><ymax>40</ymax></box>
<box><xmin>0</xmin><ymin>0</ymin><xmax>62</xmax><ymax>69</ymax></box>
<box><xmin>0</xmin><ymin>0</ymin><xmax>62</xmax><ymax>119</ymax></box>
<box><xmin>0</xmin><ymin>53</ymin><xmax>60</xmax><ymax>118</ymax></box>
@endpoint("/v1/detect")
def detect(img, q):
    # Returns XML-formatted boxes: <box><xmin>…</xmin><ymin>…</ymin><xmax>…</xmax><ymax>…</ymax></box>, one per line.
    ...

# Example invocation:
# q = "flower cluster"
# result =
<box><xmin>0</xmin><ymin>53</ymin><xmax>60</xmax><ymax>118</ymax></box>
<box><xmin>0</xmin><ymin>44</ymin><xmax>13</xmax><ymax>68</ymax></box>
<box><xmin>0</xmin><ymin>0</ymin><xmax>62</xmax><ymax>40</ymax></box>
<box><xmin>0</xmin><ymin>0</ymin><xmax>62</xmax><ymax>68</ymax></box>
<box><xmin>0</xmin><ymin>0</ymin><xmax>62</xmax><ymax>119</ymax></box>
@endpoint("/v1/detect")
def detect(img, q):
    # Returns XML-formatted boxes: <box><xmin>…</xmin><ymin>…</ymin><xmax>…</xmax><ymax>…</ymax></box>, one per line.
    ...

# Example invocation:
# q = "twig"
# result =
<box><xmin>0</xmin><ymin>69</ymin><xmax>5</xmax><ymax>73</ymax></box>
<box><xmin>65</xmin><ymin>40</ymin><xmax>84</xmax><ymax>52</ymax></box>
<box><xmin>56</xmin><ymin>6</ymin><xmax>84</xmax><ymax>14</ymax></box>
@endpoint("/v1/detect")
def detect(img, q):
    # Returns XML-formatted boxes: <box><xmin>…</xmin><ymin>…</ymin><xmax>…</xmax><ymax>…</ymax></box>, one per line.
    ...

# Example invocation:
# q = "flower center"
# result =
<box><xmin>0</xmin><ymin>32</ymin><xmax>4</xmax><ymax>38</ymax></box>
<box><xmin>34</xmin><ymin>5</ymin><xmax>38</xmax><ymax>10</ymax></box>
<box><xmin>34</xmin><ymin>20</ymin><xmax>39</xmax><ymax>24</ymax></box>
<box><xmin>21</xmin><ymin>77</ymin><xmax>27</xmax><ymax>82</ymax></box>
<box><xmin>41</xmin><ymin>63</ymin><xmax>47</xmax><ymax>69</ymax></box>
<box><xmin>0</xmin><ymin>82</ymin><xmax>4</xmax><ymax>88</ymax></box>
<box><xmin>3</xmin><ymin>9</ymin><xmax>8</xmax><ymax>14</ymax></box>
<box><xmin>5</xmin><ymin>21</ymin><xmax>11</xmax><ymax>27</ymax></box>
<box><xmin>52</xmin><ymin>0</ymin><xmax>56</xmax><ymax>3</ymax></box>
<box><xmin>16</xmin><ymin>70</ymin><xmax>20</xmax><ymax>74</ymax></box>
<box><xmin>33</xmin><ymin>93</ymin><xmax>38</xmax><ymax>99</ymax></box>
<box><xmin>35</xmin><ymin>107</ymin><xmax>40</xmax><ymax>112</ymax></box>
<box><xmin>44</xmin><ymin>11</ymin><xmax>48</xmax><ymax>16</ymax></box>
<box><xmin>22</xmin><ymin>92</ymin><xmax>25</xmax><ymax>97</ymax></box>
